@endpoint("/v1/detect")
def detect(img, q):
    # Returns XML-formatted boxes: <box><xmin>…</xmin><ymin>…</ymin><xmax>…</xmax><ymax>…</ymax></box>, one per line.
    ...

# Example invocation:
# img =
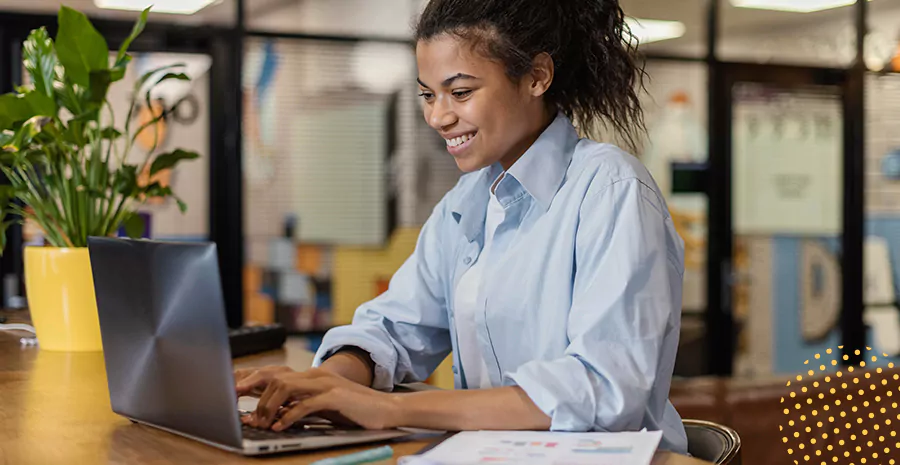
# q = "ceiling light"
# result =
<box><xmin>730</xmin><ymin>0</ymin><xmax>869</xmax><ymax>13</ymax></box>
<box><xmin>625</xmin><ymin>18</ymin><xmax>686</xmax><ymax>45</ymax></box>
<box><xmin>94</xmin><ymin>0</ymin><xmax>218</xmax><ymax>15</ymax></box>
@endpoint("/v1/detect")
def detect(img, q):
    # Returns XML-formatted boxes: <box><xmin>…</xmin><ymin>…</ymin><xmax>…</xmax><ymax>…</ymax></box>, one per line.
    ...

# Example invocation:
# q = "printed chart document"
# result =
<box><xmin>400</xmin><ymin>430</ymin><xmax>663</xmax><ymax>465</ymax></box>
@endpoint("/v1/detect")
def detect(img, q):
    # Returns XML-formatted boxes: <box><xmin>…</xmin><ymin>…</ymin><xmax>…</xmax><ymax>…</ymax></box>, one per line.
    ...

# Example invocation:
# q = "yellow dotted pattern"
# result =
<box><xmin>781</xmin><ymin>347</ymin><xmax>900</xmax><ymax>465</ymax></box>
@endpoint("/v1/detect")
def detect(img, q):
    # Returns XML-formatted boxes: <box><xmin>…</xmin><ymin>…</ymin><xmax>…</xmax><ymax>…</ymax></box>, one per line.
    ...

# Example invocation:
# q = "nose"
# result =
<box><xmin>428</xmin><ymin>96</ymin><xmax>457</xmax><ymax>132</ymax></box>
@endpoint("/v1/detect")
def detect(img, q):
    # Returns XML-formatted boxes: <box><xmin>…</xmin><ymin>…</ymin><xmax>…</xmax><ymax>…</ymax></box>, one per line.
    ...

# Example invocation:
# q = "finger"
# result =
<box><xmin>272</xmin><ymin>395</ymin><xmax>333</xmax><ymax>431</ymax></box>
<box><xmin>274</xmin><ymin>401</ymin><xmax>300</xmax><ymax>421</ymax></box>
<box><xmin>235</xmin><ymin>371</ymin><xmax>270</xmax><ymax>396</ymax></box>
<box><xmin>234</xmin><ymin>368</ymin><xmax>255</xmax><ymax>384</ymax></box>
<box><xmin>255</xmin><ymin>376</ymin><xmax>328</xmax><ymax>428</ymax></box>
<box><xmin>255</xmin><ymin>383</ymin><xmax>294</xmax><ymax>428</ymax></box>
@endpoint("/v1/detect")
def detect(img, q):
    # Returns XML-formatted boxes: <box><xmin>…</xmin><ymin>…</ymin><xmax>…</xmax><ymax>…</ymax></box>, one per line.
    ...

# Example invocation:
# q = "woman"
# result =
<box><xmin>236</xmin><ymin>0</ymin><xmax>688</xmax><ymax>453</ymax></box>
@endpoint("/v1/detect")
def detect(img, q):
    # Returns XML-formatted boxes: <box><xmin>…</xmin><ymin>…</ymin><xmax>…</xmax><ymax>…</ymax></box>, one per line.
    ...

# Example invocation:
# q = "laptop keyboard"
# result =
<box><xmin>241</xmin><ymin>423</ymin><xmax>330</xmax><ymax>440</ymax></box>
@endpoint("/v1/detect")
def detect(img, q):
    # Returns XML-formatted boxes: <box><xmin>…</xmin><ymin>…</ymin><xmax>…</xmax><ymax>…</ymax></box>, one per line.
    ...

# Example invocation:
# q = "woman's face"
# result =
<box><xmin>416</xmin><ymin>34</ymin><xmax>552</xmax><ymax>173</ymax></box>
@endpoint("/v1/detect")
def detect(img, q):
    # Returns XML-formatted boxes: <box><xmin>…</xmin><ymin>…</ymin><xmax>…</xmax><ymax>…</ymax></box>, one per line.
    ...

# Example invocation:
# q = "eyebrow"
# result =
<box><xmin>417</xmin><ymin>73</ymin><xmax>479</xmax><ymax>88</ymax></box>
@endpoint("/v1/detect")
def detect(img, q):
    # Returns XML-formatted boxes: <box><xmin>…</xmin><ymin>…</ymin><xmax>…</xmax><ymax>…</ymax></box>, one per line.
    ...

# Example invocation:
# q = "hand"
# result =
<box><xmin>235</xmin><ymin>365</ymin><xmax>294</xmax><ymax>397</ymax></box>
<box><xmin>242</xmin><ymin>368</ymin><xmax>403</xmax><ymax>432</ymax></box>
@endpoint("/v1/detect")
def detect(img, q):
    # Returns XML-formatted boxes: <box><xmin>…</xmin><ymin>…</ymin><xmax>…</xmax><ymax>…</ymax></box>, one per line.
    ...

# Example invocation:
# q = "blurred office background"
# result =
<box><xmin>1</xmin><ymin>0</ymin><xmax>899</xmax><ymax>391</ymax></box>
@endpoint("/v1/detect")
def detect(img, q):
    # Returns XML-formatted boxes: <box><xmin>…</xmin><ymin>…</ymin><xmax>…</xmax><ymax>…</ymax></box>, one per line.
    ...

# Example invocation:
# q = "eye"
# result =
<box><xmin>452</xmin><ymin>90</ymin><xmax>473</xmax><ymax>99</ymax></box>
<box><xmin>418</xmin><ymin>91</ymin><xmax>435</xmax><ymax>102</ymax></box>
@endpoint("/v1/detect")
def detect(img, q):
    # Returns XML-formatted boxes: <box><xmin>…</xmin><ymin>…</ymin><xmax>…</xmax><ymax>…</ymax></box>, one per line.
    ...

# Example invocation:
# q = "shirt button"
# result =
<box><xmin>463</xmin><ymin>257</ymin><xmax>472</xmax><ymax>265</ymax></box>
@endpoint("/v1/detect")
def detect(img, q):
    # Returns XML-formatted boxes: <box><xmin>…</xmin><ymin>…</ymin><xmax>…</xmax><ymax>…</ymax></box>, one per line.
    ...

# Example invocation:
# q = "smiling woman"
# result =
<box><xmin>237</xmin><ymin>0</ymin><xmax>691</xmax><ymax>455</ymax></box>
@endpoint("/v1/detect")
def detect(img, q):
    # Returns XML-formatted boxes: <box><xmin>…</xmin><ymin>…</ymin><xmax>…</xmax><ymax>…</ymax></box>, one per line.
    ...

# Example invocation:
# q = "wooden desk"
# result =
<box><xmin>0</xmin><ymin>311</ymin><xmax>712</xmax><ymax>464</ymax></box>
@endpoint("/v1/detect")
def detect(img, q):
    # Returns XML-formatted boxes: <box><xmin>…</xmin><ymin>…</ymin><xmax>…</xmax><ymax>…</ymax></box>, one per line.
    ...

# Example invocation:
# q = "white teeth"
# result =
<box><xmin>445</xmin><ymin>133</ymin><xmax>475</xmax><ymax>148</ymax></box>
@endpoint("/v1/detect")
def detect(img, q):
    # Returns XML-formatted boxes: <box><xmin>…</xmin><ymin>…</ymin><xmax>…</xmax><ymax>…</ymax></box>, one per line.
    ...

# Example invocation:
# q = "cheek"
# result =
<box><xmin>479</xmin><ymin>92</ymin><xmax>522</xmax><ymax>129</ymax></box>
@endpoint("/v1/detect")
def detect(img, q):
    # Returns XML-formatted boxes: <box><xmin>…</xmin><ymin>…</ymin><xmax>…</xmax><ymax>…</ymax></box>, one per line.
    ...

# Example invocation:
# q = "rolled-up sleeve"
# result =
<box><xmin>505</xmin><ymin>177</ymin><xmax>681</xmax><ymax>432</ymax></box>
<box><xmin>313</xmin><ymin>198</ymin><xmax>453</xmax><ymax>391</ymax></box>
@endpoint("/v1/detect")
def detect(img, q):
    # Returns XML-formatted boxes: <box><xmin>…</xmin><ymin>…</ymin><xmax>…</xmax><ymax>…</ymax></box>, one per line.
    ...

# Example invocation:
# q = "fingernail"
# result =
<box><xmin>272</xmin><ymin>422</ymin><xmax>283</xmax><ymax>431</ymax></box>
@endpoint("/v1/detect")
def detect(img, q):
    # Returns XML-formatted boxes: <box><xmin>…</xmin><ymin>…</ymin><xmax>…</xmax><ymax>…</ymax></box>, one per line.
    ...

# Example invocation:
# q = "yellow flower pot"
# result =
<box><xmin>24</xmin><ymin>247</ymin><xmax>103</xmax><ymax>352</ymax></box>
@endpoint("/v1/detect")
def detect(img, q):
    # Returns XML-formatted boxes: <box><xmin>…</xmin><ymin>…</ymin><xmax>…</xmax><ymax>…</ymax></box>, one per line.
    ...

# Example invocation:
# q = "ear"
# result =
<box><xmin>527</xmin><ymin>52</ymin><xmax>554</xmax><ymax>97</ymax></box>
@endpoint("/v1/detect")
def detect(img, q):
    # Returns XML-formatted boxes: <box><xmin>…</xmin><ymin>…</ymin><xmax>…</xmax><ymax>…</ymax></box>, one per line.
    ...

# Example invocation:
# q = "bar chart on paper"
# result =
<box><xmin>400</xmin><ymin>430</ymin><xmax>663</xmax><ymax>465</ymax></box>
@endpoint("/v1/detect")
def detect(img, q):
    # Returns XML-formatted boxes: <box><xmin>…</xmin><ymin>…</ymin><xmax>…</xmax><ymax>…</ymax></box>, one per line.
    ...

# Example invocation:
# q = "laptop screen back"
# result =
<box><xmin>88</xmin><ymin>237</ymin><xmax>243</xmax><ymax>449</ymax></box>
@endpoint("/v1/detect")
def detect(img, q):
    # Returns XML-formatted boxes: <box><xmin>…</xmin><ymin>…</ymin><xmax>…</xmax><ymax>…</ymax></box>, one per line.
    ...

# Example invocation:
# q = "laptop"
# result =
<box><xmin>87</xmin><ymin>237</ymin><xmax>413</xmax><ymax>455</ymax></box>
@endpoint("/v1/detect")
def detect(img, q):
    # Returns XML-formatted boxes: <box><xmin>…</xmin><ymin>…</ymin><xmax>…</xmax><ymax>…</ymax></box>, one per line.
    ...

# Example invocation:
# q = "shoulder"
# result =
<box><xmin>568</xmin><ymin>139</ymin><xmax>668</xmax><ymax>215</ymax></box>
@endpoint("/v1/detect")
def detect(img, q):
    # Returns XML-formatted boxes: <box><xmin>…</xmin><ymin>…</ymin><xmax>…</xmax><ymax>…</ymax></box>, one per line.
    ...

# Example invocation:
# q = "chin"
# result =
<box><xmin>454</xmin><ymin>157</ymin><xmax>489</xmax><ymax>174</ymax></box>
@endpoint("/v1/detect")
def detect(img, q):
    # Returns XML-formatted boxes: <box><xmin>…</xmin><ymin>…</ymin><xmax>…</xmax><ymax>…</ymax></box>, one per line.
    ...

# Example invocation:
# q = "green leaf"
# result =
<box><xmin>175</xmin><ymin>197</ymin><xmax>187</xmax><ymax>213</ymax></box>
<box><xmin>100</xmin><ymin>127</ymin><xmax>121</xmax><ymax>140</ymax></box>
<box><xmin>0</xmin><ymin>93</ymin><xmax>33</xmax><ymax>130</ymax></box>
<box><xmin>55</xmin><ymin>83</ymin><xmax>83</xmax><ymax>116</ymax></box>
<box><xmin>125</xmin><ymin>63</ymin><xmax>185</xmax><ymax>132</ymax></box>
<box><xmin>149</xmin><ymin>149</ymin><xmax>198</xmax><ymax>176</ymax></box>
<box><xmin>0</xmin><ymin>185</ymin><xmax>17</xmax><ymax>203</ymax></box>
<box><xmin>142</xmin><ymin>181</ymin><xmax>171</xmax><ymax>198</ymax></box>
<box><xmin>23</xmin><ymin>27</ymin><xmax>58</xmax><ymax>99</ymax></box>
<box><xmin>0</xmin><ymin>219</ymin><xmax>16</xmax><ymax>255</ymax></box>
<box><xmin>6</xmin><ymin>116</ymin><xmax>48</xmax><ymax>152</ymax></box>
<box><xmin>114</xmin><ymin>7</ymin><xmax>148</xmax><ymax>69</ymax></box>
<box><xmin>153</xmin><ymin>72</ymin><xmax>190</xmax><ymax>86</ymax></box>
<box><xmin>23</xmin><ymin>91</ymin><xmax>56</xmax><ymax>117</ymax></box>
<box><xmin>55</xmin><ymin>6</ymin><xmax>109</xmax><ymax>87</ymax></box>
<box><xmin>88</xmin><ymin>70</ymin><xmax>112</xmax><ymax>106</ymax></box>
<box><xmin>0</xmin><ymin>130</ymin><xmax>13</xmax><ymax>149</ymax></box>
<box><xmin>110</xmin><ymin>55</ymin><xmax>130</xmax><ymax>82</ymax></box>
<box><xmin>122</xmin><ymin>212</ymin><xmax>145</xmax><ymax>239</ymax></box>
<box><xmin>39</xmin><ymin>120</ymin><xmax>64</xmax><ymax>141</ymax></box>
<box><xmin>134</xmin><ymin>64</ymin><xmax>185</xmax><ymax>97</ymax></box>
<box><xmin>63</xmin><ymin>121</ymin><xmax>87</xmax><ymax>147</ymax></box>
<box><xmin>70</xmin><ymin>108</ymin><xmax>100</xmax><ymax>125</ymax></box>
<box><xmin>114</xmin><ymin>164</ymin><xmax>138</xmax><ymax>196</ymax></box>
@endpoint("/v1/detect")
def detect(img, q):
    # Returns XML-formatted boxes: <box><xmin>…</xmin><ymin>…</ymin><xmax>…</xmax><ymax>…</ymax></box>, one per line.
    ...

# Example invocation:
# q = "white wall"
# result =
<box><xmin>249</xmin><ymin>0</ymin><xmax>420</xmax><ymax>38</ymax></box>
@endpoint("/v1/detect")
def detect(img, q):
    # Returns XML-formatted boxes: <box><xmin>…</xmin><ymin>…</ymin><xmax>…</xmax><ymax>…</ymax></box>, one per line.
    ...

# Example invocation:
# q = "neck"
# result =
<box><xmin>498</xmin><ymin>107</ymin><xmax>556</xmax><ymax>171</ymax></box>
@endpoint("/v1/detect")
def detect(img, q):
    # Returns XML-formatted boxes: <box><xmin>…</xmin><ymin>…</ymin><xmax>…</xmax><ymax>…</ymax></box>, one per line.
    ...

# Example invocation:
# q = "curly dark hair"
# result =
<box><xmin>415</xmin><ymin>0</ymin><xmax>647</xmax><ymax>152</ymax></box>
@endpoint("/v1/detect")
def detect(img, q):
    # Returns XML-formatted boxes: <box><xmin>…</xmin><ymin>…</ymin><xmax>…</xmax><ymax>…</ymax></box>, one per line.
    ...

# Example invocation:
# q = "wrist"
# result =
<box><xmin>387</xmin><ymin>393</ymin><xmax>410</xmax><ymax>429</ymax></box>
<box><xmin>320</xmin><ymin>349</ymin><xmax>375</xmax><ymax>387</ymax></box>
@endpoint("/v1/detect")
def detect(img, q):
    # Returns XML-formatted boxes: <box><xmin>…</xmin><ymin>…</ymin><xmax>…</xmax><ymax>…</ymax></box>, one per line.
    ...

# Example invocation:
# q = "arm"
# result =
<box><xmin>312</xmin><ymin>197</ymin><xmax>454</xmax><ymax>390</ymax></box>
<box><xmin>392</xmin><ymin>386</ymin><xmax>550</xmax><ymax>431</ymax></box>
<box><xmin>319</xmin><ymin>347</ymin><xmax>375</xmax><ymax>387</ymax></box>
<box><xmin>242</xmin><ymin>370</ymin><xmax>551</xmax><ymax>432</ymax></box>
<box><xmin>502</xmin><ymin>177</ymin><xmax>681</xmax><ymax>432</ymax></box>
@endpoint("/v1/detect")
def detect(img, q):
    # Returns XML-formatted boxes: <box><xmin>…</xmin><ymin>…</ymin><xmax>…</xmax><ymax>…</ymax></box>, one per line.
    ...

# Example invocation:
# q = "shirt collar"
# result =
<box><xmin>451</xmin><ymin>113</ymin><xmax>578</xmax><ymax>242</ymax></box>
<box><xmin>503</xmin><ymin>112</ymin><xmax>578</xmax><ymax>211</ymax></box>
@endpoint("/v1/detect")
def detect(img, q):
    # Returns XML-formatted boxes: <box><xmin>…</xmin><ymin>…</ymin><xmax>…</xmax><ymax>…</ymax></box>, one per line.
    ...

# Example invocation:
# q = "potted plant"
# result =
<box><xmin>0</xmin><ymin>6</ymin><xmax>199</xmax><ymax>351</ymax></box>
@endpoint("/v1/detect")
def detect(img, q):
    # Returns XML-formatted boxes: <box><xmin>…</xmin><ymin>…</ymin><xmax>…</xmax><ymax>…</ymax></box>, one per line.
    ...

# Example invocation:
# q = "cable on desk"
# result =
<box><xmin>0</xmin><ymin>323</ymin><xmax>38</xmax><ymax>346</ymax></box>
<box><xmin>0</xmin><ymin>323</ymin><xmax>36</xmax><ymax>334</ymax></box>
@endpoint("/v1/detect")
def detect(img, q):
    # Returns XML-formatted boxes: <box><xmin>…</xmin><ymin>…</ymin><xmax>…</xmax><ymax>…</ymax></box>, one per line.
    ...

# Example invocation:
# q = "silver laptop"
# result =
<box><xmin>87</xmin><ymin>237</ymin><xmax>412</xmax><ymax>455</ymax></box>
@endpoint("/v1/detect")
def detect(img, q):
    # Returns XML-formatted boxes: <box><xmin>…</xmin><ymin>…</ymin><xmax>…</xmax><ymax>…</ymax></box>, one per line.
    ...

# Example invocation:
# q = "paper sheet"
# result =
<box><xmin>399</xmin><ymin>430</ymin><xmax>663</xmax><ymax>465</ymax></box>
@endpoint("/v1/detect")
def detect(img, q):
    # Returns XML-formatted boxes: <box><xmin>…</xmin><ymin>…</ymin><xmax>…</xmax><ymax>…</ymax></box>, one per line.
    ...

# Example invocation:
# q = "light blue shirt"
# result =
<box><xmin>314</xmin><ymin>113</ymin><xmax>689</xmax><ymax>453</ymax></box>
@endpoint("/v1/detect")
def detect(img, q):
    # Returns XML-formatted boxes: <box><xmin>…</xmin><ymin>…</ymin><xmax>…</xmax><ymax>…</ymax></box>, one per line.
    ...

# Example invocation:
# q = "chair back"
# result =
<box><xmin>683</xmin><ymin>419</ymin><xmax>742</xmax><ymax>465</ymax></box>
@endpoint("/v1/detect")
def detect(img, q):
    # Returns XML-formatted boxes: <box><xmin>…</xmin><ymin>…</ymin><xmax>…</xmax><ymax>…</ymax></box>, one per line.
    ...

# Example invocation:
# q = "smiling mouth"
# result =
<box><xmin>445</xmin><ymin>132</ymin><xmax>477</xmax><ymax>148</ymax></box>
